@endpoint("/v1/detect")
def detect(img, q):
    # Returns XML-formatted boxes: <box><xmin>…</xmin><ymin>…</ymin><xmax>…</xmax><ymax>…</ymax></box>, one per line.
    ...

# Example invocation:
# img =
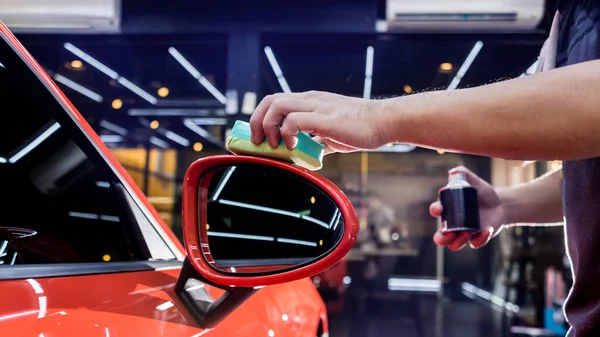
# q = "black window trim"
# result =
<box><xmin>0</xmin><ymin>260</ymin><xmax>183</xmax><ymax>280</ymax></box>
<box><xmin>0</xmin><ymin>32</ymin><xmax>185</xmax><ymax>261</ymax></box>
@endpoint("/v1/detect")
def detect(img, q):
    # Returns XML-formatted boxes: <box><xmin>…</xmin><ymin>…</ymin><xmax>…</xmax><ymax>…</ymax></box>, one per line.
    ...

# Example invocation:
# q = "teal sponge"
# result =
<box><xmin>226</xmin><ymin>120</ymin><xmax>325</xmax><ymax>171</ymax></box>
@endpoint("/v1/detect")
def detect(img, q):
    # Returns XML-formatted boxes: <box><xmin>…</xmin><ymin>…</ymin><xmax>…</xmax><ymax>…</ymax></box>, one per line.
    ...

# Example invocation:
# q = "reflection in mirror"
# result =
<box><xmin>201</xmin><ymin>164</ymin><xmax>344</xmax><ymax>275</ymax></box>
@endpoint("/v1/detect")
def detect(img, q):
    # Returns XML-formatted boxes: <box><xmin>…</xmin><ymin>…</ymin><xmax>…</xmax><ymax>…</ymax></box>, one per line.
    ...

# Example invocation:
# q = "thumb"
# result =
<box><xmin>313</xmin><ymin>136</ymin><xmax>359</xmax><ymax>154</ymax></box>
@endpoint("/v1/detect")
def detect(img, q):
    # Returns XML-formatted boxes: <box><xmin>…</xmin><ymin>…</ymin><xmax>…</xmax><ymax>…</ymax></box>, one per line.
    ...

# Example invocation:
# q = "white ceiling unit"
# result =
<box><xmin>379</xmin><ymin>0</ymin><xmax>545</xmax><ymax>32</ymax></box>
<box><xmin>0</xmin><ymin>0</ymin><xmax>120</xmax><ymax>33</ymax></box>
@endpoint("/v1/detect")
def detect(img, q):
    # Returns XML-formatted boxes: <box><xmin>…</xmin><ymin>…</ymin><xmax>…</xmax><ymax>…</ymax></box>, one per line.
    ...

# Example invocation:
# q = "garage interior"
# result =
<box><xmin>4</xmin><ymin>0</ymin><xmax>570</xmax><ymax>336</ymax></box>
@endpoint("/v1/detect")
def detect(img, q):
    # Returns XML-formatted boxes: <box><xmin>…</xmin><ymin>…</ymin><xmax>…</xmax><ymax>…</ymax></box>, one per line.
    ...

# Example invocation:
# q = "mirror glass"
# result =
<box><xmin>201</xmin><ymin>164</ymin><xmax>344</xmax><ymax>275</ymax></box>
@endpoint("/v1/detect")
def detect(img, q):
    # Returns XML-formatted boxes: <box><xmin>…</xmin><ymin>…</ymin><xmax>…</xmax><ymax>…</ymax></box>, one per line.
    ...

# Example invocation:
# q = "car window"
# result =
<box><xmin>0</xmin><ymin>36</ymin><xmax>178</xmax><ymax>266</ymax></box>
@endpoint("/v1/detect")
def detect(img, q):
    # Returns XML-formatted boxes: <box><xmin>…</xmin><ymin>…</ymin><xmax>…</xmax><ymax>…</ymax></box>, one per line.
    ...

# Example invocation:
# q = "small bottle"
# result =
<box><xmin>439</xmin><ymin>172</ymin><xmax>481</xmax><ymax>233</ymax></box>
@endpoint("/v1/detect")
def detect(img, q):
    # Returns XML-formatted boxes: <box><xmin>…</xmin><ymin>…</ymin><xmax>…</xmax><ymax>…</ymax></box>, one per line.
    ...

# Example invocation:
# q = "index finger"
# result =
<box><xmin>250</xmin><ymin>94</ymin><xmax>279</xmax><ymax>144</ymax></box>
<box><xmin>249</xmin><ymin>91</ymin><xmax>323</xmax><ymax>144</ymax></box>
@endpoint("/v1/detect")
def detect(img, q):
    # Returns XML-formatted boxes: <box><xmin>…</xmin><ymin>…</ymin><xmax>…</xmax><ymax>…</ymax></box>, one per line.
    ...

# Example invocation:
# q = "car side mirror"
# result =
<box><xmin>176</xmin><ymin>155</ymin><xmax>358</xmax><ymax>328</ymax></box>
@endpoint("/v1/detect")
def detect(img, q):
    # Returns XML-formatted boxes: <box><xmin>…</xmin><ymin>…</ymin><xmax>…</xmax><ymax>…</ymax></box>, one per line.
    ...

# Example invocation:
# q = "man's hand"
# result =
<box><xmin>249</xmin><ymin>91</ymin><xmax>389</xmax><ymax>154</ymax></box>
<box><xmin>430</xmin><ymin>166</ymin><xmax>506</xmax><ymax>251</ymax></box>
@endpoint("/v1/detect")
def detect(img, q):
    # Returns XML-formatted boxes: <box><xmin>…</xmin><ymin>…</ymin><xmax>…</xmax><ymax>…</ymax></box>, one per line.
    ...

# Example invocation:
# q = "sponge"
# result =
<box><xmin>226</xmin><ymin>120</ymin><xmax>325</xmax><ymax>171</ymax></box>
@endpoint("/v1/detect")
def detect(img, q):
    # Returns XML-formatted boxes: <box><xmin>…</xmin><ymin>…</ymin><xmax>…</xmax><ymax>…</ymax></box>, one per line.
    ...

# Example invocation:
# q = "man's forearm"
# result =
<box><xmin>498</xmin><ymin>169</ymin><xmax>563</xmax><ymax>225</ymax></box>
<box><xmin>382</xmin><ymin>60</ymin><xmax>600</xmax><ymax>161</ymax></box>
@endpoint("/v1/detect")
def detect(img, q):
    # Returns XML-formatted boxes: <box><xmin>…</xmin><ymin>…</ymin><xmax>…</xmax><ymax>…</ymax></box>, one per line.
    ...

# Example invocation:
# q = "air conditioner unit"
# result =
<box><xmin>0</xmin><ymin>0</ymin><xmax>120</xmax><ymax>34</ymax></box>
<box><xmin>379</xmin><ymin>0</ymin><xmax>545</xmax><ymax>32</ymax></box>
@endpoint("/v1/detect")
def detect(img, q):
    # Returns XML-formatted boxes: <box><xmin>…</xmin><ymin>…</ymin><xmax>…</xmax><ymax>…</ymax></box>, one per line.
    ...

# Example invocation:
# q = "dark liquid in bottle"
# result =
<box><xmin>440</xmin><ymin>187</ymin><xmax>480</xmax><ymax>232</ymax></box>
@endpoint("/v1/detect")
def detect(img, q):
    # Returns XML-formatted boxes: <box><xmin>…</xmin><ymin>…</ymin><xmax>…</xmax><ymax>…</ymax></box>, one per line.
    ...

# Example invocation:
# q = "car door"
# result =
<box><xmin>0</xmin><ymin>21</ymin><xmax>207</xmax><ymax>336</ymax></box>
<box><xmin>0</xmin><ymin>22</ymin><xmax>329</xmax><ymax>337</ymax></box>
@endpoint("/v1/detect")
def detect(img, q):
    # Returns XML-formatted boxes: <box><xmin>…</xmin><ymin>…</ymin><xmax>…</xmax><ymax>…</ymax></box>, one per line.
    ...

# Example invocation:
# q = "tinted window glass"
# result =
<box><xmin>0</xmin><ymin>37</ymin><xmax>176</xmax><ymax>265</ymax></box>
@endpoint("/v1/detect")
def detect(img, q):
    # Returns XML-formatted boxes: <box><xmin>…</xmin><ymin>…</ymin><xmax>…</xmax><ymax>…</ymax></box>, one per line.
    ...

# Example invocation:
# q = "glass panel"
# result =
<box><xmin>0</xmin><ymin>36</ymin><xmax>176</xmax><ymax>264</ymax></box>
<box><xmin>202</xmin><ymin>164</ymin><xmax>344</xmax><ymax>275</ymax></box>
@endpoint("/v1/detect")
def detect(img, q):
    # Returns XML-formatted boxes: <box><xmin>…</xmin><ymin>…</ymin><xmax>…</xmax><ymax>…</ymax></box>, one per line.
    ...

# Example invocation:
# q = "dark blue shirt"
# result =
<box><xmin>557</xmin><ymin>1</ymin><xmax>600</xmax><ymax>336</ymax></box>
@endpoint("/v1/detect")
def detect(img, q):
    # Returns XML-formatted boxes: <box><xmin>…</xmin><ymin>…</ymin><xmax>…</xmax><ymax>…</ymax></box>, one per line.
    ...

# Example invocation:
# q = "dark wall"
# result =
<box><xmin>122</xmin><ymin>0</ymin><xmax>378</xmax><ymax>34</ymax></box>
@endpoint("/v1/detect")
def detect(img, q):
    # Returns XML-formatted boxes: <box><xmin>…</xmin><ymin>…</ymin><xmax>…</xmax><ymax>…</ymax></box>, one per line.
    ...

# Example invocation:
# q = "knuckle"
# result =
<box><xmin>269</xmin><ymin>98</ymin><xmax>286</xmax><ymax>113</ymax></box>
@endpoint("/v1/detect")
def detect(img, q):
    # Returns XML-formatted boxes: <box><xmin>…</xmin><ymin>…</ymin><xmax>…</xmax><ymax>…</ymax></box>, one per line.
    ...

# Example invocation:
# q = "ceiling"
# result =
<box><xmin>12</xmin><ymin>0</ymin><xmax>552</xmax><ymax>152</ymax></box>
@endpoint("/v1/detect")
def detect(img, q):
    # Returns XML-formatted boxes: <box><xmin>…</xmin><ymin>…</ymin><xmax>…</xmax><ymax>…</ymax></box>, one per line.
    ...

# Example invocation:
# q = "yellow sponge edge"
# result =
<box><xmin>225</xmin><ymin>121</ymin><xmax>324</xmax><ymax>171</ymax></box>
<box><xmin>226</xmin><ymin>137</ymin><xmax>323</xmax><ymax>171</ymax></box>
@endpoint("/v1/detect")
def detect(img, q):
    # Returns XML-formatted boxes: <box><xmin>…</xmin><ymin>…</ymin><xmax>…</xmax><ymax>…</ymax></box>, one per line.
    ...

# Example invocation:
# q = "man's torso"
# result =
<box><xmin>557</xmin><ymin>1</ymin><xmax>600</xmax><ymax>336</ymax></box>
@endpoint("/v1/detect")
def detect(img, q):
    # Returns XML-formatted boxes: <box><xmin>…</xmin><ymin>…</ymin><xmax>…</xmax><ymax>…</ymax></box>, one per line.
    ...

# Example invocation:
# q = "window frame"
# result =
<box><xmin>0</xmin><ymin>29</ymin><xmax>185</xmax><ymax>279</ymax></box>
<box><xmin>0</xmin><ymin>260</ymin><xmax>183</xmax><ymax>280</ymax></box>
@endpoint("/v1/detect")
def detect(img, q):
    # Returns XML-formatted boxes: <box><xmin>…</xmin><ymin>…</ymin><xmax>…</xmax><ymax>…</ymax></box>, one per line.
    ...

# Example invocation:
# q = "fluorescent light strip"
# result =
<box><xmin>0</xmin><ymin>240</ymin><xmax>7</xmax><ymax>258</ymax></box>
<box><xmin>156</xmin><ymin>301</ymin><xmax>174</xmax><ymax>311</ymax></box>
<box><xmin>9</xmin><ymin>122</ymin><xmax>61</xmax><ymax>164</ymax></box>
<box><xmin>363</xmin><ymin>46</ymin><xmax>374</xmax><ymax>99</ymax></box>
<box><xmin>332</xmin><ymin>211</ymin><xmax>342</xmax><ymax>231</ymax></box>
<box><xmin>264</xmin><ymin>46</ymin><xmax>291</xmax><ymax>93</ymax></box>
<box><xmin>207</xmin><ymin>231</ymin><xmax>274</xmax><ymax>241</ymax></box>
<box><xmin>519</xmin><ymin>60</ymin><xmax>539</xmax><ymax>77</ymax></box>
<box><xmin>387</xmin><ymin>278</ymin><xmax>441</xmax><ymax>292</ymax></box>
<box><xmin>328</xmin><ymin>209</ymin><xmax>340</xmax><ymax>228</ymax></box>
<box><xmin>64</xmin><ymin>43</ymin><xmax>119</xmax><ymax>79</ymax></box>
<box><xmin>277</xmin><ymin>77</ymin><xmax>292</xmax><ymax>94</ymax></box>
<box><xmin>168</xmin><ymin>47</ymin><xmax>228</xmax><ymax>104</ymax></box>
<box><xmin>164</xmin><ymin>130</ymin><xmax>190</xmax><ymax>146</ymax></box>
<box><xmin>0</xmin><ymin>157</ymin><xmax>6</xmax><ymax>164</ymax></box>
<box><xmin>99</xmin><ymin>120</ymin><xmax>128</xmax><ymax>136</ymax></box>
<box><xmin>365</xmin><ymin>46</ymin><xmax>374</xmax><ymax>77</ymax></box>
<box><xmin>198</xmin><ymin>77</ymin><xmax>228</xmax><ymax>105</ymax></box>
<box><xmin>95</xmin><ymin>181</ymin><xmax>111</xmax><ymax>188</ymax></box>
<box><xmin>461</xmin><ymin>282</ymin><xmax>520</xmax><ymax>313</ymax></box>
<box><xmin>26</xmin><ymin>279</ymin><xmax>44</xmax><ymax>294</ymax></box>
<box><xmin>276</xmin><ymin>238</ymin><xmax>317</xmax><ymax>247</ymax></box>
<box><xmin>363</xmin><ymin>77</ymin><xmax>372</xmax><ymax>100</ymax></box>
<box><xmin>68</xmin><ymin>211</ymin><xmax>98</xmax><ymax>220</ymax></box>
<box><xmin>212</xmin><ymin>166</ymin><xmax>236</xmax><ymax>201</ymax></box>
<box><xmin>447</xmin><ymin>41</ymin><xmax>484</xmax><ymax>90</ymax></box>
<box><xmin>68</xmin><ymin>211</ymin><xmax>119</xmax><ymax>222</ymax></box>
<box><xmin>219</xmin><ymin>199</ymin><xmax>329</xmax><ymax>228</ymax></box>
<box><xmin>117</xmin><ymin>77</ymin><xmax>158</xmax><ymax>105</ymax></box>
<box><xmin>129</xmin><ymin>109</ymin><xmax>212</xmax><ymax>117</ymax></box>
<box><xmin>187</xmin><ymin>118</ymin><xmax>227</xmax><ymax>126</ymax></box>
<box><xmin>168</xmin><ymin>47</ymin><xmax>201</xmax><ymax>78</ymax></box>
<box><xmin>99</xmin><ymin>215</ymin><xmax>120</xmax><ymax>222</ymax></box>
<box><xmin>150</xmin><ymin>136</ymin><xmax>169</xmax><ymax>149</ymax></box>
<box><xmin>220</xmin><ymin>199</ymin><xmax>299</xmax><ymax>218</ymax></box>
<box><xmin>64</xmin><ymin>43</ymin><xmax>158</xmax><ymax>105</ymax></box>
<box><xmin>183</xmin><ymin>119</ymin><xmax>225</xmax><ymax>147</ymax></box>
<box><xmin>53</xmin><ymin>74</ymin><xmax>103</xmax><ymax>102</ymax></box>
<box><xmin>0</xmin><ymin>310</ymin><xmax>39</xmax><ymax>322</ymax></box>
<box><xmin>100</xmin><ymin>135</ymin><xmax>123</xmax><ymax>143</ymax></box>
<box><xmin>301</xmin><ymin>215</ymin><xmax>329</xmax><ymax>229</ymax></box>
<box><xmin>10</xmin><ymin>252</ymin><xmax>17</xmax><ymax>265</ymax></box>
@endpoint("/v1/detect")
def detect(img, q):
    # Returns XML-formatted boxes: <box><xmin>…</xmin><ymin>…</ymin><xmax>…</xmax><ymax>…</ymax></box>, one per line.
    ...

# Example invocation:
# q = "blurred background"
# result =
<box><xmin>5</xmin><ymin>0</ymin><xmax>569</xmax><ymax>336</ymax></box>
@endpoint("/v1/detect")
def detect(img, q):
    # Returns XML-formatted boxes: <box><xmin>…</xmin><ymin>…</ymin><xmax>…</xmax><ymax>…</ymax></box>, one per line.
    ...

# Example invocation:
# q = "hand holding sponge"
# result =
<box><xmin>226</xmin><ymin>120</ymin><xmax>325</xmax><ymax>171</ymax></box>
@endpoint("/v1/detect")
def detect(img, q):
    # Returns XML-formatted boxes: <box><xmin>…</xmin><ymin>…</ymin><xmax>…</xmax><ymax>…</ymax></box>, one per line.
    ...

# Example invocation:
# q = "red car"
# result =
<box><xmin>0</xmin><ymin>23</ymin><xmax>358</xmax><ymax>337</ymax></box>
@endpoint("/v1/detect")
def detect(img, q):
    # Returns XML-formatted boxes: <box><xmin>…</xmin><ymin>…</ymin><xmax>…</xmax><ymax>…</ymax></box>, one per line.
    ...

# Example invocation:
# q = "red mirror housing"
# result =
<box><xmin>182</xmin><ymin>155</ymin><xmax>359</xmax><ymax>288</ymax></box>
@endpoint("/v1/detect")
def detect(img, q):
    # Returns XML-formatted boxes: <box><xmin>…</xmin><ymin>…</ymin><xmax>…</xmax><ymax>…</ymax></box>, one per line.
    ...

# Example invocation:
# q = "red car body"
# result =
<box><xmin>0</xmin><ymin>22</ymin><xmax>329</xmax><ymax>337</ymax></box>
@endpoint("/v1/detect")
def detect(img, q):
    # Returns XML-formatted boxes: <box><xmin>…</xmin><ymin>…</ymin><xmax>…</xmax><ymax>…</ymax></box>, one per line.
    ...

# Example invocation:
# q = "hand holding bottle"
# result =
<box><xmin>430</xmin><ymin>166</ymin><xmax>506</xmax><ymax>251</ymax></box>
